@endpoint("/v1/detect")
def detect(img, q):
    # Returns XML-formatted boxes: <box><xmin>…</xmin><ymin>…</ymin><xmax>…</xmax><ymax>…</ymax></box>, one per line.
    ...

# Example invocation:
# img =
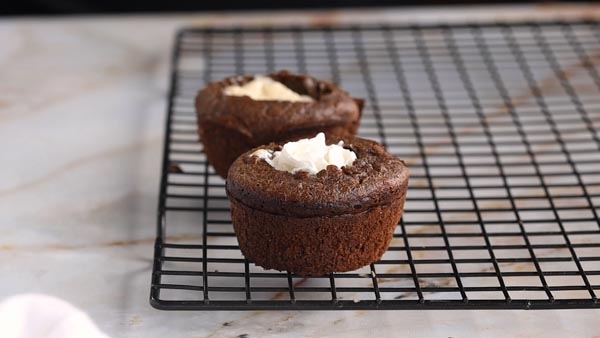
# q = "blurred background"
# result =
<box><xmin>0</xmin><ymin>0</ymin><xmax>582</xmax><ymax>16</ymax></box>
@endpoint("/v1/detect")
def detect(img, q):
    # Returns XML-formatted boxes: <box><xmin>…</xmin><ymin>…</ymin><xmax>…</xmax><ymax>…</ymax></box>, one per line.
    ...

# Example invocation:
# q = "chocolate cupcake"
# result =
<box><xmin>226</xmin><ymin>133</ymin><xmax>409</xmax><ymax>275</ymax></box>
<box><xmin>195</xmin><ymin>71</ymin><xmax>363</xmax><ymax>178</ymax></box>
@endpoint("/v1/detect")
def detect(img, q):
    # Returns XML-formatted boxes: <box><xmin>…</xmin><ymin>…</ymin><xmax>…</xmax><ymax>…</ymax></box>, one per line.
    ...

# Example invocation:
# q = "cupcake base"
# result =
<box><xmin>229</xmin><ymin>195</ymin><xmax>407</xmax><ymax>276</ymax></box>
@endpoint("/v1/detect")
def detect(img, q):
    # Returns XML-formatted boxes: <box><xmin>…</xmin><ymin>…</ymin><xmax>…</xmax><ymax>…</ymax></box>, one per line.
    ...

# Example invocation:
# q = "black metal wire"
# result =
<box><xmin>264</xmin><ymin>28</ymin><xmax>276</xmax><ymax>73</ymax></box>
<box><xmin>503</xmin><ymin>24</ymin><xmax>593</xmax><ymax>301</ymax></box>
<box><xmin>150</xmin><ymin>21</ymin><xmax>600</xmax><ymax>310</ymax></box>
<box><xmin>530</xmin><ymin>23</ymin><xmax>598</xmax><ymax>301</ymax></box>
<box><xmin>440</xmin><ymin>25</ymin><xmax>510</xmax><ymax>302</ymax></box>
<box><xmin>474</xmin><ymin>25</ymin><xmax>565</xmax><ymax>301</ymax></box>
<box><xmin>200</xmin><ymin>30</ymin><xmax>213</xmax><ymax>303</ymax></box>
<box><xmin>351</xmin><ymin>27</ymin><xmax>388</xmax><ymax>148</ymax></box>
<box><xmin>325</xmin><ymin>28</ymin><xmax>341</xmax><ymax>85</ymax></box>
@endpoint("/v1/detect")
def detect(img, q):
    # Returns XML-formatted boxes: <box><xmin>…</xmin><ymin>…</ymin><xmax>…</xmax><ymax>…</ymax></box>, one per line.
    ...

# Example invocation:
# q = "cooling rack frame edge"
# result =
<box><xmin>150</xmin><ymin>19</ymin><xmax>600</xmax><ymax>311</ymax></box>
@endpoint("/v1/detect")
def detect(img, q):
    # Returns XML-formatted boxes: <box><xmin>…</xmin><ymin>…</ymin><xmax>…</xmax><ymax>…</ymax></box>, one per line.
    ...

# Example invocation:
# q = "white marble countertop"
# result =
<box><xmin>2</xmin><ymin>4</ymin><xmax>600</xmax><ymax>338</ymax></box>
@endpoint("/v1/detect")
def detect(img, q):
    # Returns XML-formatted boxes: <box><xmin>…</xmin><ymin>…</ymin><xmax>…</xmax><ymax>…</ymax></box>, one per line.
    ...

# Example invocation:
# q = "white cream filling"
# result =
<box><xmin>223</xmin><ymin>76</ymin><xmax>313</xmax><ymax>102</ymax></box>
<box><xmin>251</xmin><ymin>132</ymin><xmax>356</xmax><ymax>175</ymax></box>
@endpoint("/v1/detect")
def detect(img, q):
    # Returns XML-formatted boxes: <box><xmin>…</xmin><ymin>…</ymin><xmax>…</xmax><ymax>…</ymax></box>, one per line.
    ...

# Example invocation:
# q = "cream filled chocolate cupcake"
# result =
<box><xmin>195</xmin><ymin>71</ymin><xmax>363</xmax><ymax>178</ymax></box>
<box><xmin>226</xmin><ymin>133</ymin><xmax>409</xmax><ymax>275</ymax></box>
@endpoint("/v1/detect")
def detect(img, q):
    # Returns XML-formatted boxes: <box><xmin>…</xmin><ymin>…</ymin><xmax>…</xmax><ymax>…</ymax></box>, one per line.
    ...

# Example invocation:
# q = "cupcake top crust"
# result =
<box><xmin>226</xmin><ymin>134</ymin><xmax>409</xmax><ymax>217</ymax></box>
<box><xmin>195</xmin><ymin>71</ymin><xmax>363</xmax><ymax>145</ymax></box>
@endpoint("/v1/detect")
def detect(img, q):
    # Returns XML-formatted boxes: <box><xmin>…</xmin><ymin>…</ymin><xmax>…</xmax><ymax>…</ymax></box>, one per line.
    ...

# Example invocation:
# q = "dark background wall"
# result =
<box><xmin>1</xmin><ymin>1</ymin><xmax>573</xmax><ymax>16</ymax></box>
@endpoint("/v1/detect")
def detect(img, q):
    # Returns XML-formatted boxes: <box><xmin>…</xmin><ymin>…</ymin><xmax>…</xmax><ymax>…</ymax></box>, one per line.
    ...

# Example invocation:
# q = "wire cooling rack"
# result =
<box><xmin>151</xmin><ymin>21</ymin><xmax>600</xmax><ymax>310</ymax></box>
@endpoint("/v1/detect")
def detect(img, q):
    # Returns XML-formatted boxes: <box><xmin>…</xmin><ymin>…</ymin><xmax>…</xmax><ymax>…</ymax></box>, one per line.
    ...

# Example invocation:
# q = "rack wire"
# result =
<box><xmin>151</xmin><ymin>21</ymin><xmax>600</xmax><ymax>310</ymax></box>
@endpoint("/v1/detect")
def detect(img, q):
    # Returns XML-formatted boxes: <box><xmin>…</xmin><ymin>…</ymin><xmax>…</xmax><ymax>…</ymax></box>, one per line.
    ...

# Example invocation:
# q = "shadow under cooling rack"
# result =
<box><xmin>151</xmin><ymin>21</ymin><xmax>600</xmax><ymax>310</ymax></box>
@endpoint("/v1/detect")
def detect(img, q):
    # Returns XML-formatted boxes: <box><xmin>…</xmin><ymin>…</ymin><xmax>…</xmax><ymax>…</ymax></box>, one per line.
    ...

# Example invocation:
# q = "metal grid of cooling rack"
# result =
<box><xmin>151</xmin><ymin>22</ymin><xmax>600</xmax><ymax>310</ymax></box>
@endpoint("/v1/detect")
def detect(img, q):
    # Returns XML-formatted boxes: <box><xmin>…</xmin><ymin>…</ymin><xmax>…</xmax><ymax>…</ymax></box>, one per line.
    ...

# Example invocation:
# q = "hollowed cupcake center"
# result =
<box><xmin>251</xmin><ymin>132</ymin><xmax>357</xmax><ymax>175</ymax></box>
<box><xmin>224</xmin><ymin>76</ymin><xmax>313</xmax><ymax>102</ymax></box>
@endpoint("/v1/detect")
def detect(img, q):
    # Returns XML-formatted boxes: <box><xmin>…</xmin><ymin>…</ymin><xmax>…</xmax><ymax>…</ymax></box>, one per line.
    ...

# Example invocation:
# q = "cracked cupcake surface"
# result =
<box><xmin>226</xmin><ymin>134</ymin><xmax>409</xmax><ymax>275</ymax></box>
<box><xmin>195</xmin><ymin>70</ymin><xmax>363</xmax><ymax>178</ymax></box>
